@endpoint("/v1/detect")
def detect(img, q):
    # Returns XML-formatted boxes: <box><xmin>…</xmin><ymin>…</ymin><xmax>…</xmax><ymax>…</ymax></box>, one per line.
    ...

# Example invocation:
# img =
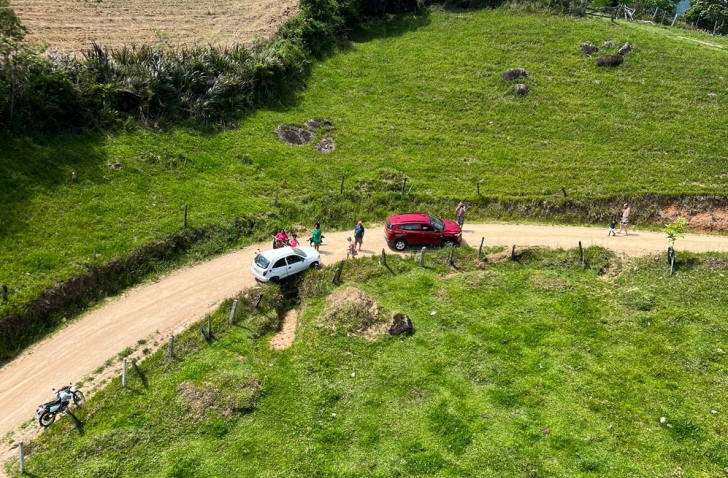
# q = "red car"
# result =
<box><xmin>384</xmin><ymin>213</ymin><xmax>462</xmax><ymax>251</ymax></box>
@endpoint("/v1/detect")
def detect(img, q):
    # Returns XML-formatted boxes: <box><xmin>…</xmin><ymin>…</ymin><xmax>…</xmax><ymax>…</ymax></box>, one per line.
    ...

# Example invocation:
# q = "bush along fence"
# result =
<box><xmin>581</xmin><ymin>0</ymin><xmax>727</xmax><ymax>36</ymax></box>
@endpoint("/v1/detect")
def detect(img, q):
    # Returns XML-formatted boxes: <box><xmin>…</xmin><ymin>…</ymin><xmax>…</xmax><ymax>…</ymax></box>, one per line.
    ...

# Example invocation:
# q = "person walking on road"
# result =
<box><xmin>619</xmin><ymin>204</ymin><xmax>631</xmax><ymax>236</ymax></box>
<box><xmin>354</xmin><ymin>221</ymin><xmax>365</xmax><ymax>251</ymax></box>
<box><xmin>456</xmin><ymin>202</ymin><xmax>466</xmax><ymax>229</ymax></box>
<box><xmin>311</xmin><ymin>222</ymin><xmax>323</xmax><ymax>252</ymax></box>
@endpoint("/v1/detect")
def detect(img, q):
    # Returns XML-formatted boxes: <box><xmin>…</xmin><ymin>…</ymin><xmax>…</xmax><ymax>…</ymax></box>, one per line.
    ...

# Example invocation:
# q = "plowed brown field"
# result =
<box><xmin>10</xmin><ymin>0</ymin><xmax>299</xmax><ymax>51</ymax></box>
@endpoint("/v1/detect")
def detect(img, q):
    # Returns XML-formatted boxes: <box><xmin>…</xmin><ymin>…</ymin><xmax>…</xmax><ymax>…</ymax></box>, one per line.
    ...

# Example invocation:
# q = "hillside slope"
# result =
<box><xmin>2</xmin><ymin>9</ymin><xmax>727</xmax><ymax>346</ymax></box>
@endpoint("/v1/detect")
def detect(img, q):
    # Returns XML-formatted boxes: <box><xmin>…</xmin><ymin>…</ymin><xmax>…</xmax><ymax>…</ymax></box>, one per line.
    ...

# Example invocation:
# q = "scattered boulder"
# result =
<box><xmin>603</xmin><ymin>40</ymin><xmax>614</xmax><ymax>48</ymax></box>
<box><xmin>514</xmin><ymin>83</ymin><xmax>529</xmax><ymax>95</ymax></box>
<box><xmin>581</xmin><ymin>43</ymin><xmax>599</xmax><ymax>56</ymax></box>
<box><xmin>596</xmin><ymin>55</ymin><xmax>624</xmax><ymax>67</ymax></box>
<box><xmin>275</xmin><ymin>125</ymin><xmax>316</xmax><ymax>145</ymax></box>
<box><xmin>389</xmin><ymin>312</ymin><xmax>413</xmax><ymax>335</ymax></box>
<box><xmin>108</xmin><ymin>162</ymin><xmax>122</xmax><ymax>170</ymax></box>
<box><xmin>618</xmin><ymin>42</ymin><xmax>632</xmax><ymax>55</ymax></box>
<box><xmin>314</xmin><ymin>137</ymin><xmax>336</xmax><ymax>154</ymax></box>
<box><xmin>503</xmin><ymin>68</ymin><xmax>528</xmax><ymax>81</ymax></box>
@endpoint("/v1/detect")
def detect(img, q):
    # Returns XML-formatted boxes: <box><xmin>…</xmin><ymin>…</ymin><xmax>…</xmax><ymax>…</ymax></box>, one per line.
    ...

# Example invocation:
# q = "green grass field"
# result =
<box><xmin>3</xmin><ymin>9</ymin><xmax>728</xmax><ymax>329</ymax></box>
<box><xmin>7</xmin><ymin>246</ymin><xmax>728</xmax><ymax>477</ymax></box>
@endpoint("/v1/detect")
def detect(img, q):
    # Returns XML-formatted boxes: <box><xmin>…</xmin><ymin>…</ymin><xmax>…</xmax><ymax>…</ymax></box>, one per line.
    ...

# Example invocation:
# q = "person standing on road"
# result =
<box><xmin>312</xmin><ymin>222</ymin><xmax>323</xmax><ymax>252</ymax></box>
<box><xmin>354</xmin><ymin>221</ymin><xmax>365</xmax><ymax>251</ymax></box>
<box><xmin>619</xmin><ymin>203</ymin><xmax>631</xmax><ymax>235</ymax></box>
<box><xmin>456</xmin><ymin>202</ymin><xmax>466</xmax><ymax>229</ymax></box>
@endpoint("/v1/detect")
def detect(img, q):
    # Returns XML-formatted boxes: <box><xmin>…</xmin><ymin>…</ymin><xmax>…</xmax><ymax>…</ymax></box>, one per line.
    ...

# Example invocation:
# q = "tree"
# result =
<box><xmin>665</xmin><ymin>217</ymin><xmax>688</xmax><ymax>248</ymax></box>
<box><xmin>683</xmin><ymin>0</ymin><xmax>728</xmax><ymax>33</ymax></box>
<box><xmin>0</xmin><ymin>0</ymin><xmax>25</xmax><ymax>49</ymax></box>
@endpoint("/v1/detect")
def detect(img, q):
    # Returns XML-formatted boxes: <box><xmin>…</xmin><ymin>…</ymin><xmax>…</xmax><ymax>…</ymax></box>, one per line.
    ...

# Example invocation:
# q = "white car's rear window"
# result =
<box><xmin>254</xmin><ymin>254</ymin><xmax>270</xmax><ymax>269</ymax></box>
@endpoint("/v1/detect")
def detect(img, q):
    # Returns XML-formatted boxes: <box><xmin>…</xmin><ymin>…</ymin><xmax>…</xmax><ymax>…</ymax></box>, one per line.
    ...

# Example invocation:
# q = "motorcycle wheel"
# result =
<box><xmin>39</xmin><ymin>411</ymin><xmax>55</xmax><ymax>428</ymax></box>
<box><xmin>73</xmin><ymin>390</ymin><xmax>85</xmax><ymax>405</ymax></box>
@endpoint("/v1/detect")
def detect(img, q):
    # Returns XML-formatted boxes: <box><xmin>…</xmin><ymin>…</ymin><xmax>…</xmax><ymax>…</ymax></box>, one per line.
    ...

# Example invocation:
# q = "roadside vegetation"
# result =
<box><xmin>3</xmin><ymin>7</ymin><xmax>728</xmax><ymax>358</ymax></box>
<box><xmin>6</xmin><ymin>246</ymin><xmax>727</xmax><ymax>477</ymax></box>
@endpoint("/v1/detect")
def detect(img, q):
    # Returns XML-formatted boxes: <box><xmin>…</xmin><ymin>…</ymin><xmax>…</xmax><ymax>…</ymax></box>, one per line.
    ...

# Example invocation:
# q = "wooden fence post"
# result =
<box><xmin>254</xmin><ymin>293</ymin><xmax>263</xmax><ymax>309</ymax></box>
<box><xmin>579</xmin><ymin>241</ymin><xmax>584</xmax><ymax>266</ymax></box>
<box><xmin>18</xmin><ymin>441</ymin><xmax>24</xmax><ymax>474</ymax></box>
<box><xmin>332</xmin><ymin>261</ymin><xmax>344</xmax><ymax>283</ymax></box>
<box><xmin>340</xmin><ymin>174</ymin><xmax>345</xmax><ymax>195</ymax></box>
<box><xmin>1</xmin><ymin>284</ymin><xmax>7</xmax><ymax>301</ymax></box>
<box><xmin>401</xmin><ymin>178</ymin><xmax>408</xmax><ymax>195</ymax></box>
<box><xmin>274</xmin><ymin>187</ymin><xmax>279</xmax><ymax>207</ymax></box>
<box><xmin>168</xmin><ymin>336</ymin><xmax>174</xmax><ymax>358</ymax></box>
<box><xmin>476</xmin><ymin>181</ymin><xmax>480</xmax><ymax>196</ymax></box>
<box><xmin>561</xmin><ymin>187</ymin><xmax>567</xmax><ymax>197</ymax></box>
<box><xmin>448</xmin><ymin>245</ymin><xmax>455</xmax><ymax>266</ymax></box>
<box><xmin>671</xmin><ymin>13</ymin><xmax>678</xmax><ymax>26</ymax></box>
<box><xmin>229</xmin><ymin>299</ymin><xmax>238</xmax><ymax>325</ymax></box>
<box><xmin>183</xmin><ymin>204</ymin><xmax>188</xmax><ymax>228</ymax></box>
<box><xmin>419</xmin><ymin>247</ymin><xmax>426</xmax><ymax>268</ymax></box>
<box><xmin>511</xmin><ymin>245</ymin><xmax>516</xmax><ymax>260</ymax></box>
<box><xmin>478</xmin><ymin>237</ymin><xmax>484</xmax><ymax>260</ymax></box>
<box><xmin>122</xmin><ymin>358</ymin><xmax>127</xmax><ymax>388</ymax></box>
<box><xmin>381</xmin><ymin>248</ymin><xmax>387</xmax><ymax>267</ymax></box>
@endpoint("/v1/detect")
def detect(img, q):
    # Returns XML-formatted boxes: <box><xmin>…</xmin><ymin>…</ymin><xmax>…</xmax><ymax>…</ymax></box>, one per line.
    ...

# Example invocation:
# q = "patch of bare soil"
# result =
<box><xmin>275</xmin><ymin>125</ymin><xmax>316</xmax><ymax>146</ymax></box>
<box><xmin>320</xmin><ymin>287</ymin><xmax>390</xmax><ymax>341</ymax></box>
<box><xmin>177</xmin><ymin>381</ymin><xmax>218</xmax><ymax>421</ymax></box>
<box><xmin>176</xmin><ymin>376</ymin><xmax>262</xmax><ymax>420</ymax></box>
<box><xmin>12</xmin><ymin>0</ymin><xmax>299</xmax><ymax>51</ymax></box>
<box><xmin>270</xmin><ymin>309</ymin><xmax>297</xmax><ymax>350</ymax></box>
<box><xmin>660</xmin><ymin>205</ymin><xmax>728</xmax><ymax>232</ymax></box>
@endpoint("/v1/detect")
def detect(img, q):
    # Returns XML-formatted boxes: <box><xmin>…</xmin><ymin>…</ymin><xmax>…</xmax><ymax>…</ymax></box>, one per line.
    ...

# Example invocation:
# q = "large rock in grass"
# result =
<box><xmin>581</xmin><ymin>43</ymin><xmax>599</xmax><ymax>56</ymax></box>
<box><xmin>596</xmin><ymin>55</ymin><xmax>624</xmax><ymax>67</ymax></box>
<box><xmin>389</xmin><ymin>312</ymin><xmax>413</xmax><ymax>335</ymax></box>
<box><xmin>514</xmin><ymin>84</ymin><xmax>529</xmax><ymax>95</ymax></box>
<box><xmin>618</xmin><ymin>42</ymin><xmax>632</xmax><ymax>55</ymax></box>
<box><xmin>503</xmin><ymin>68</ymin><xmax>528</xmax><ymax>81</ymax></box>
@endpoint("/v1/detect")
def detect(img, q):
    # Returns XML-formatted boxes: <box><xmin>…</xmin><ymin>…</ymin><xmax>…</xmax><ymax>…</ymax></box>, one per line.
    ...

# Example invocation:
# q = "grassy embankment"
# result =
<box><xmin>2</xmin><ymin>9</ymin><xmax>728</xmax><ymax>348</ymax></box>
<box><xmin>6</xmin><ymin>245</ymin><xmax>728</xmax><ymax>477</ymax></box>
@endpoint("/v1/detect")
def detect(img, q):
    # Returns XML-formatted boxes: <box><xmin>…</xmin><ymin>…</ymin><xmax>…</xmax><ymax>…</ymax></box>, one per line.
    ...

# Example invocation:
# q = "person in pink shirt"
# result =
<box><xmin>289</xmin><ymin>234</ymin><xmax>299</xmax><ymax>248</ymax></box>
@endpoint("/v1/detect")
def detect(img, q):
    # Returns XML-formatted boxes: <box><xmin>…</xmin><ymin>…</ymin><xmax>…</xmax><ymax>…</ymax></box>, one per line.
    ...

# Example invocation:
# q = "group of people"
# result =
<box><xmin>608</xmin><ymin>203</ymin><xmax>631</xmax><ymax>236</ymax></box>
<box><xmin>272</xmin><ymin>223</ymin><xmax>323</xmax><ymax>250</ymax></box>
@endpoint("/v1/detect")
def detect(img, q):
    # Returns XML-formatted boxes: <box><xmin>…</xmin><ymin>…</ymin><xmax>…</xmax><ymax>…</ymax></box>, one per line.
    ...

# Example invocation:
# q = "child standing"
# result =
<box><xmin>290</xmin><ymin>234</ymin><xmax>299</xmax><ymax>248</ymax></box>
<box><xmin>608</xmin><ymin>218</ymin><xmax>617</xmax><ymax>236</ymax></box>
<box><xmin>346</xmin><ymin>237</ymin><xmax>357</xmax><ymax>259</ymax></box>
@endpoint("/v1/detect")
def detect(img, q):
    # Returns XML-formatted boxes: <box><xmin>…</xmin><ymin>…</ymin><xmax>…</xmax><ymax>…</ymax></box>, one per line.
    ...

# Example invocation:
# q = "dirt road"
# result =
<box><xmin>1</xmin><ymin>223</ymin><xmax>727</xmax><ymax>466</ymax></box>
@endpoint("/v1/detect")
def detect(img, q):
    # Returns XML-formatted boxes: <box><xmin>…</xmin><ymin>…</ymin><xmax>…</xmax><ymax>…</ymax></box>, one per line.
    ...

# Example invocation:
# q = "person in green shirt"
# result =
<box><xmin>311</xmin><ymin>222</ymin><xmax>323</xmax><ymax>252</ymax></box>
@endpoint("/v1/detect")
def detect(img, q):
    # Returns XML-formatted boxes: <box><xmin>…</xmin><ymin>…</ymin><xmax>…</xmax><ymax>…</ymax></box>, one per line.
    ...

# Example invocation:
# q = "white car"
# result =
<box><xmin>250</xmin><ymin>246</ymin><xmax>321</xmax><ymax>283</ymax></box>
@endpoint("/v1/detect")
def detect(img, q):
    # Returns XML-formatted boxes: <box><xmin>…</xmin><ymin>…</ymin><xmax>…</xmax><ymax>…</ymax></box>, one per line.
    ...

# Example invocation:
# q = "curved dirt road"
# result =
<box><xmin>2</xmin><ymin>223</ymin><xmax>727</xmax><ymax>462</ymax></box>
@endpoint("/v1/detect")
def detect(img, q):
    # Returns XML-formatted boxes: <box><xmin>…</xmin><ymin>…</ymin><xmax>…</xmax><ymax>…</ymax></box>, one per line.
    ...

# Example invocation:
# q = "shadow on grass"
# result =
<box><xmin>0</xmin><ymin>131</ymin><xmax>108</xmax><ymax>239</ymax></box>
<box><xmin>352</xmin><ymin>13</ymin><xmax>433</xmax><ymax>44</ymax></box>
